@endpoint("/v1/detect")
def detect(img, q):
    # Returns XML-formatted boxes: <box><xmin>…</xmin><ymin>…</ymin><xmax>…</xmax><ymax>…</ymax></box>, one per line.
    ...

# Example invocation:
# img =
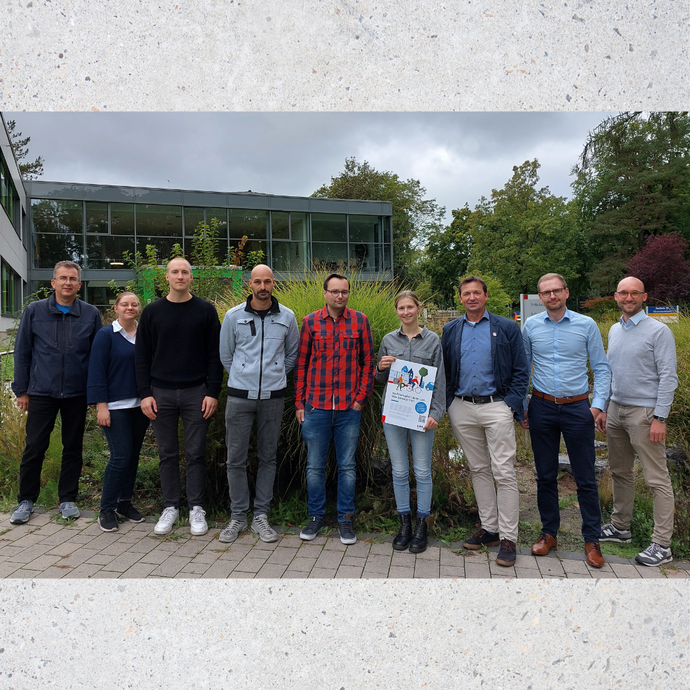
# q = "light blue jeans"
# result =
<box><xmin>383</xmin><ymin>422</ymin><xmax>435</xmax><ymax>516</ymax></box>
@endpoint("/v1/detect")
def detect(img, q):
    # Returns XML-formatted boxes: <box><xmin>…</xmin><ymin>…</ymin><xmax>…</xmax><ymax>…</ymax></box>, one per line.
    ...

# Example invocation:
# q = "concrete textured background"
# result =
<box><xmin>1</xmin><ymin>0</ymin><xmax>689</xmax><ymax>110</ymax></box>
<box><xmin>1</xmin><ymin>1</ymin><xmax>690</xmax><ymax>686</ymax></box>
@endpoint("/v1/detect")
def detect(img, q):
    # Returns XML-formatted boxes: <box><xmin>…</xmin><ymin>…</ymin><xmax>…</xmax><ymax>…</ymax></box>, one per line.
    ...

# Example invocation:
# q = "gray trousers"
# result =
<box><xmin>151</xmin><ymin>384</ymin><xmax>210</xmax><ymax>509</ymax></box>
<box><xmin>225</xmin><ymin>395</ymin><xmax>285</xmax><ymax>520</ymax></box>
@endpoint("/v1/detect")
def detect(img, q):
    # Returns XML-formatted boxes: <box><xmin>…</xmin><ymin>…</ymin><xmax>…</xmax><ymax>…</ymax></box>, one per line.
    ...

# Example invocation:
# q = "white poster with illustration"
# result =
<box><xmin>381</xmin><ymin>358</ymin><xmax>438</xmax><ymax>432</ymax></box>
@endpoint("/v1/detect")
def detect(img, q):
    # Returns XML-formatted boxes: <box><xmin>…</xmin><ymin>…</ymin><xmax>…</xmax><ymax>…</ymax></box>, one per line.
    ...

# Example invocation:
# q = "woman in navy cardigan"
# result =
<box><xmin>87</xmin><ymin>292</ymin><xmax>149</xmax><ymax>532</ymax></box>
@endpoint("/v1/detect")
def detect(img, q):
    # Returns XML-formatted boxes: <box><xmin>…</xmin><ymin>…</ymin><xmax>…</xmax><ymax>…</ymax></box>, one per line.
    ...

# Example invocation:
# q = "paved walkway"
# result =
<box><xmin>1</xmin><ymin>510</ymin><xmax>688</xmax><ymax>580</ymax></box>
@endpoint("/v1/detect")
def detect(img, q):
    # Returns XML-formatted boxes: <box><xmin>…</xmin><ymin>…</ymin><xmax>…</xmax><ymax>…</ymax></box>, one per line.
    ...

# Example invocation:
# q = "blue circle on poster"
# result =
<box><xmin>415</xmin><ymin>402</ymin><xmax>427</xmax><ymax>414</ymax></box>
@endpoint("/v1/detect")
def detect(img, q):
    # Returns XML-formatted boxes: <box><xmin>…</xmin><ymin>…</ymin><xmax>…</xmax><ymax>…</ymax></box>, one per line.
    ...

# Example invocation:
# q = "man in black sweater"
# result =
<box><xmin>135</xmin><ymin>257</ymin><xmax>223</xmax><ymax>536</ymax></box>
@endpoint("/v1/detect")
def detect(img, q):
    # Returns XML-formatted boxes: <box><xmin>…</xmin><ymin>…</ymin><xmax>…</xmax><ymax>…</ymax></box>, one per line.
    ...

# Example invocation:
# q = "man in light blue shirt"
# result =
<box><xmin>522</xmin><ymin>273</ymin><xmax>611</xmax><ymax>568</ymax></box>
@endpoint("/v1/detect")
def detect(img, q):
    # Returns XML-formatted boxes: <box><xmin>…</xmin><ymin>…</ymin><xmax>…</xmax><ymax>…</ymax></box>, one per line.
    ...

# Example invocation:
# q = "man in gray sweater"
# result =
<box><xmin>596</xmin><ymin>276</ymin><xmax>678</xmax><ymax>566</ymax></box>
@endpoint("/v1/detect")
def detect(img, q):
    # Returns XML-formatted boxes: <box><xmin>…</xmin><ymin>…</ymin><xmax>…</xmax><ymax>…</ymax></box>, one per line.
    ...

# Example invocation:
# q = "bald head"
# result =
<box><xmin>166</xmin><ymin>257</ymin><xmax>192</xmax><ymax>274</ymax></box>
<box><xmin>249</xmin><ymin>263</ymin><xmax>275</xmax><ymax>308</ymax></box>
<box><xmin>615</xmin><ymin>276</ymin><xmax>647</xmax><ymax>321</ymax></box>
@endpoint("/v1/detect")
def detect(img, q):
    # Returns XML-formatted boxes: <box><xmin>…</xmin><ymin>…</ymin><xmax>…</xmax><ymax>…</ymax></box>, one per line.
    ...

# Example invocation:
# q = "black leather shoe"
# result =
<box><xmin>409</xmin><ymin>516</ymin><xmax>429</xmax><ymax>554</ymax></box>
<box><xmin>392</xmin><ymin>513</ymin><xmax>412</xmax><ymax>551</ymax></box>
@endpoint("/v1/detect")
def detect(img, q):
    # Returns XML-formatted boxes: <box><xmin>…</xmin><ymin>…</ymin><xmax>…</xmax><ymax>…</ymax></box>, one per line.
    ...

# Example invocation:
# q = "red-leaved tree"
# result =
<box><xmin>626</xmin><ymin>232</ymin><xmax>690</xmax><ymax>303</ymax></box>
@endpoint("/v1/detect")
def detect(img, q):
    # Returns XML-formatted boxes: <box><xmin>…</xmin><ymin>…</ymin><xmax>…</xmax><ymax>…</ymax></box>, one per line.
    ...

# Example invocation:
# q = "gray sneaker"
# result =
<box><xmin>251</xmin><ymin>514</ymin><xmax>279</xmax><ymax>543</ymax></box>
<box><xmin>60</xmin><ymin>502</ymin><xmax>80</xmax><ymax>520</ymax></box>
<box><xmin>635</xmin><ymin>542</ymin><xmax>673</xmax><ymax>567</ymax></box>
<box><xmin>219</xmin><ymin>518</ymin><xmax>248</xmax><ymax>544</ymax></box>
<box><xmin>600</xmin><ymin>522</ymin><xmax>632</xmax><ymax>543</ymax></box>
<box><xmin>10</xmin><ymin>500</ymin><xmax>34</xmax><ymax>525</ymax></box>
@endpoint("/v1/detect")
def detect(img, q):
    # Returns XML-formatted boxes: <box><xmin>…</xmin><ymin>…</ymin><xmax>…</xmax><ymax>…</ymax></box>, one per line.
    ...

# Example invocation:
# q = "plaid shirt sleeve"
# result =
<box><xmin>354</xmin><ymin>314</ymin><xmax>375</xmax><ymax>406</ymax></box>
<box><xmin>293</xmin><ymin>314</ymin><xmax>313</xmax><ymax>411</ymax></box>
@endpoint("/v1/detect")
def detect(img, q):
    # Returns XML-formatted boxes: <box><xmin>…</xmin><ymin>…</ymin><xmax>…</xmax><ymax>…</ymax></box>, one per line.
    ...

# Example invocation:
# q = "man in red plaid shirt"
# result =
<box><xmin>294</xmin><ymin>273</ymin><xmax>375</xmax><ymax>544</ymax></box>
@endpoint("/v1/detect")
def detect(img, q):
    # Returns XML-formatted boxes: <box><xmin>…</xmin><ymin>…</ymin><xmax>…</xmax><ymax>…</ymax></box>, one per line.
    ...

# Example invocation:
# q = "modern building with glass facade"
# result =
<box><xmin>0</xmin><ymin>116</ymin><xmax>29</xmax><ymax>333</ymax></box>
<box><xmin>0</xmin><ymin>117</ymin><xmax>394</xmax><ymax>321</ymax></box>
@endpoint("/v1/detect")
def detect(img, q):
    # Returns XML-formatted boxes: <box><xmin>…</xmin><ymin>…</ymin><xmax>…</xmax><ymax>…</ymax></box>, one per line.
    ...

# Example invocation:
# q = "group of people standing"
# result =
<box><xmin>9</xmin><ymin>261</ymin><xmax>678</xmax><ymax>569</ymax></box>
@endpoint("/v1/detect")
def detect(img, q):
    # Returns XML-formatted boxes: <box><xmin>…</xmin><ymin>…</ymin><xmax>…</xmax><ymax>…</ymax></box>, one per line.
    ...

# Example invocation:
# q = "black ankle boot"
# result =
<box><xmin>409</xmin><ymin>516</ymin><xmax>429</xmax><ymax>554</ymax></box>
<box><xmin>392</xmin><ymin>513</ymin><xmax>413</xmax><ymax>551</ymax></box>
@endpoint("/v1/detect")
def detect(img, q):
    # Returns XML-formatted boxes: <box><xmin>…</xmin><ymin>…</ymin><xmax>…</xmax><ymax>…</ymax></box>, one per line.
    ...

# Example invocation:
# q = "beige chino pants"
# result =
<box><xmin>448</xmin><ymin>398</ymin><xmax>520</xmax><ymax>542</ymax></box>
<box><xmin>606</xmin><ymin>401</ymin><xmax>675</xmax><ymax>547</ymax></box>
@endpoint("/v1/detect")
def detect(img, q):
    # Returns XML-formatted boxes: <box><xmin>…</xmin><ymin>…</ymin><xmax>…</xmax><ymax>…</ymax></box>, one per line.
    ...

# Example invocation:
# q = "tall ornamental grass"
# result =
<box><xmin>213</xmin><ymin>272</ymin><xmax>403</xmax><ymax>507</ymax></box>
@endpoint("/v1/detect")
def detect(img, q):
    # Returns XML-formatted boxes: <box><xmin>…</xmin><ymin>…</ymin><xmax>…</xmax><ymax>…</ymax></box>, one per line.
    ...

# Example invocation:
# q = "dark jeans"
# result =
<box><xmin>225</xmin><ymin>396</ymin><xmax>285</xmax><ymax>520</ymax></box>
<box><xmin>100</xmin><ymin>407</ymin><xmax>150</xmax><ymax>511</ymax></box>
<box><xmin>150</xmin><ymin>384</ymin><xmax>210</xmax><ymax>509</ymax></box>
<box><xmin>301</xmin><ymin>404</ymin><xmax>362</xmax><ymax>521</ymax></box>
<box><xmin>18</xmin><ymin>395</ymin><xmax>87</xmax><ymax>504</ymax></box>
<box><xmin>528</xmin><ymin>395</ymin><xmax>602</xmax><ymax>543</ymax></box>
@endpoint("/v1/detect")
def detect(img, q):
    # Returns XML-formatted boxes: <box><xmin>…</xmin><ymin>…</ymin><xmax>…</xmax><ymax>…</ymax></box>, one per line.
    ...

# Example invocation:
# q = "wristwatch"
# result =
<box><xmin>653</xmin><ymin>415</ymin><xmax>667</xmax><ymax>423</ymax></box>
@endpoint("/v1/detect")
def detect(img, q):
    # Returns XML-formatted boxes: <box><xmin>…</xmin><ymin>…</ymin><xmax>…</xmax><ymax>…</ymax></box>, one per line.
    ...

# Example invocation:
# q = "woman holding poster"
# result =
<box><xmin>376</xmin><ymin>291</ymin><xmax>445</xmax><ymax>554</ymax></box>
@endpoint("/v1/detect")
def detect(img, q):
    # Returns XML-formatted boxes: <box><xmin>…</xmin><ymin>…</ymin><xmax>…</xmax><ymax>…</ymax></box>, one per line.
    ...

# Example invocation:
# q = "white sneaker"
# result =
<box><xmin>189</xmin><ymin>506</ymin><xmax>208</xmax><ymax>536</ymax></box>
<box><xmin>251</xmin><ymin>513</ymin><xmax>279</xmax><ymax>543</ymax></box>
<box><xmin>154</xmin><ymin>507</ymin><xmax>179</xmax><ymax>535</ymax></box>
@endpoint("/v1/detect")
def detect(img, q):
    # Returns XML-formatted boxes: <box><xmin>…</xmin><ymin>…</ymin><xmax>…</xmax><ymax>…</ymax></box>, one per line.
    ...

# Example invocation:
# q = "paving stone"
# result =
<box><xmin>32</xmin><ymin>522</ymin><xmax>65</xmax><ymax>537</ymax></box>
<box><xmin>200</xmin><ymin>560</ymin><xmax>237</xmax><ymax>578</ymax></box>
<box><xmin>0</xmin><ymin>544</ymin><xmax>31</xmax><ymax>558</ymax></box>
<box><xmin>388</xmin><ymin>566</ymin><xmax>415</xmax><ymax>578</ymax></box>
<box><xmin>139</xmin><ymin>549</ymin><xmax>174</xmax><ymax>565</ymax></box>
<box><xmin>284</xmin><ymin>557</ymin><xmax>318</xmax><ymax>573</ymax></box>
<box><xmin>308</xmin><ymin>568</ymin><xmax>337</xmax><ymax>578</ymax></box>
<box><xmin>561</xmin><ymin>559</ymin><xmax>590</xmax><ymax>575</ymax></box>
<box><xmin>345</xmin><ymin>542</ymin><xmax>371</xmax><ymax>558</ymax></box>
<box><xmin>189</xmin><ymin>551</ymin><xmax>220</xmax><ymax>565</ymax></box>
<box><xmin>609</xmin><ymin>563</ymin><xmax>641</xmax><ymax>578</ymax></box>
<box><xmin>47</xmin><ymin>541</ymin><xmax>85</xmax><ymax>558</ymax></box>
<box><xmin>391</xmin><ymin>552</ymin><xmax>416</xmax><ymax>567</ymax></box>
<box><xmin>23</xmin><ymin>554</ymin><xmax>63</xmax><ymax>570</ymax></box>
<box><xmin>124</xmin><ymin>538</ymin><xmax>159</xmax><ymax>554</ymax></box>
<box><xmin>559</xmin><ymin>551</ymin><xmax>586</xmax><ymax>561</ymax></box>
<box><xmin>416</xmin><ymin>546</ymin><xmax>440</xmax><ymax>562</ymax></box>
<box><xmin>323</xmin><ymin>539</ymin><xmax>347</xmax><ymax>552</ymax></box>
<box><xmin>296</xmin><ymin>543</ymin><xmax>324</xmax><ymax>558</ymax></box>
<box><xmin>152</xmin><ymin>538</ymin><xmax>188</xmax><ymax>551</ymax></box>
<box><xmin>414</xmin><ymin>561</ymin><xmax>440</xmax><ymax>578</ymax></box>
<box><xmin>7</xmin><ymin>569</ymin><xmax>39</xmax><ymax>578</ymax></box>
<box><xmin>217</xmin><ymin>545</ymin><xmax>254</xmax><ymax>560</ymax></box>
<box><xmin>98</xmin><ymin>541</ymin><xmax>134</xmax><ymax>557</ymax></box>
<box><xmin>101</xmin><ymin>551</ymin><xmax>146</xmax><ymax>573</ymax></box>
<box><xmin>281</xmin><ymin>570</ymin><xmax>308</xmax><ymax>579</ymax></box>
<box><xmin>362</xmin><ymin>555</ymin><xmax>390</xmax><ymax>574</ymax></box>
<box><xmin>266</xmin><ymin>548</ymin><xmax>298</xmax><ymax>566</ymax></box>
<box><xmin>335</xmin><ymin>565</ymin><xmax>363</xmax><ymax>578</ymax></box>
<box><xmin>588</xmin><ymin>570</ymin><xmax>617</xmax><ymax>579</ymax></box>
<box><xmin>85</xmin><ymin>553</ymin><xmax>117</xmax><ymax>566</ymax></box>
<box><xmin>172</xmin><ymin>541</ymin><xmax>209</xmax><ymax>558</ymax></box>
<box><xmin>360</xmin><ymin>570</ymin><xmax>387</xmax><ymax>579</ymax></box>
<box><xmin>565</xmin><ymin>572</ymin><xmax>592</xmax><ymax>579</ymax></box>
<box><xmin>465</xmin><ymin>563</ymin><xmax>490</xmax><ymax>578</ymax></box>
<box><xmin>256</xmin><ymin>564</ymin><xmax>288</xmax><ymax>578</ymax></box>
<box><xmin>66</xmin><ymin>534</ymin><xmax>98</xmax><ymax>545</ymax></box>
<box><xmin>9</xmin><ymin>544</ymin><xmax>54</xmax><ymax>562</ymax></box>
<box><xmin>340</xmin><ymin>555</ymin><xmax>366</xmax><ymax>568</ymax></box>
<box><xmin>514</xmin><ymin>554</ymin><xmax>539</xmax><ymax>569</ymax></box>
<box><xmin>537</xmin><ymin>559</ymin><xmax>566</xmax><ymax>577</ymax></box>
<box><xmin>314</xmin><ymin>551</ymin><xmax>344</xmax><ymax>569</ymax></box>
<box><xmin>252</xmin><ymin>539</ymin><xmax>280</xmax><ymax>552</ymax></box>
<box><xmin>90</xmin><ymin>570</ymin><xmax>119</xmax><ymax>579</ymax></box>
<box><xmin>32</xmin><ymin>566</ymin><xmax>70</xmax><ymax>578</ymax></box>
<box><xmin>514</xmin><ymin>568</ymin><xmax>541</xmax><ymax>579</ymax></box>
<box><xmin>234</xmin><ymin>557</ymin><xmax>270</xmax><ymax>574</ymax></box>
<box><xmin>662</xmin><ymin>568</ymin><xmax>689</xmax><ymax>578</ymax></box>
<box><xmin>440</xmin><ymin>549</ymin><xmax>464</xmax><ymax>566</ymax></box>
<box><xmin>489</xmin><ymin>561</ymin><xmax>516</xmax><ymax>576</ymax></box>
<box><xmin>369</xmin><ymin>542</ymin><xmax>393</xmax><ymax>556</ymax></box>
<box><xmin>0</xmin><ymin>561</ymin><xmax>21</xmax><ymax>577</ymax></box>
<box><xmin>178</xmin><ymin>560</ymin><xmax>212</xmax><ymax>575</ymax></box>
<box><xmin>149</xmin><ymin>556</ymin><xmax>192</xmax><ymax>577</ymax></box>
<box><xmin>175</xmin><ymin>572</ymin><xmax>203</xmax><ymax>579</ymax></box>
<box><xmin>227</xmin><ymin>571</ymin><xmax>255</xmax><ymax>578</ymax></box>
<box><xmin>277</xmin><ymin>535</ymin><xmax>303</xmax><ymax>549</ymax></box>
<box><xmin>463</xmin><ymin>550</ymin><xmax>489</xmax><ymax>564</ymax></box>
<box><xmin>36</xmin><ymin>531</ymin><xmax>72</xmax><ymax>546</ymax></box>
<box><xmin>675</xmin><ymin>561</ymin><xmax>690</xmax><ymax>571</ymax></box>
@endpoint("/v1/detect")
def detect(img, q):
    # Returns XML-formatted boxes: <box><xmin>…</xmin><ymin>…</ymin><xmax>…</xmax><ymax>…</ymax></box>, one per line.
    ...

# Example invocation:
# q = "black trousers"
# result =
<box><xmin>18</xmin><ymin>395</ymin><xmax>87</xmax><ymax>504</ymax></box>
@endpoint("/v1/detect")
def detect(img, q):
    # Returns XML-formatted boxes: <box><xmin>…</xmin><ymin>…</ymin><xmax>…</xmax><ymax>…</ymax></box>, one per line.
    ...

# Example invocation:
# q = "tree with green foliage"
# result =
<box><xmin>313</xmin><ymin>157</ymin><xmax>445</xmax><ymax>280</ymax></box>
<box><xmin>466</xmin><ymin>160</ymin><xmax>584</xmax><ymax>298</ymax></box>
<box><xmin>572</xmin><ymin>111</ymin><xmax>690</xmax><ymax>294</ymax></box>
<box><xmin>421</xmin><ymin>205</ymin><xmax>472</xmax><ymax>307</ymax></box>
<box><xmin>6</xmin><ymin>119</ymin><xmax>44</xmax><ymax>180</ymax></box>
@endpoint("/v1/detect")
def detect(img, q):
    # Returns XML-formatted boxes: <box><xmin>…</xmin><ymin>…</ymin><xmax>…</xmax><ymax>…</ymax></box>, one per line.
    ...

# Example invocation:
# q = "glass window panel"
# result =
<box><xmin>110</xmin><ymin>203</ymin><xmax>135</xmax><ymax>235</ymax></box>
<box><xmin>206</xmin><ymin>208</ymin><xmax>228</xmax><ymax>239</ymax></box>
<box><xmin>86</xmin><ymin>202</ymin><xmax>109</xmax><ymax>234</ymax></box>
<box><xmin>272</xmin><ymin>241</ymin><xmax>308</xmax><ymax>272</ymax></box>
<box><xmin>2</xmin><ymin>262</ymin><xmax>17</xmax><ymax>317</ymax></box>
<box><xmin>33</xmin><ymin>233</ymin><xmax>84</xmax><ymax>268</ymax></box>
<box><xmin>136</xmin><ymin>237</ymin><xmax>183</xmax><ymax>263</ymax></box>
<box><xmin>31</xmin><ymin>199</ymin><xmax>83</xmax><ymax>235</ymax></box>
<box><xmin>87</xmin><ymin>236</ymin><xmax>135</xmax><ymax>269</ymax></box>
<box><xmin>311</xmin><ymin>213</ymin><xmax>346</xmax><ymax>242</ymax></box>
<box><xmin>384</xmin><ymin>244</ymin><xmax>392</xmax><ymax>271</ymax></box>
<box><xmin>135</xmin><ymin>204</ymin><xmax>182</xmax><ymax>236</ymax></box>
<box><xmin>349</xmin><ymin>242</ymin><xmax>379</xmax><ymax>272</ymax></box>
<box><xmin>271</xmin><ymin>212</ymin><xmax>290</xmax><ymax>240</ymax></box>
<box><xmin>184</xmin><ymin>207</ymin><xmax>205</xmax><ymax>237</ymax></box>
<box><xmin>182</xmin><ymin>238</ymin><xmax>228</xmax><ymax>265</ymax></box>
<box><xmin>291</xmin><ymin>212</ymin><xmax>307</xmax><ymax>241</ymax></box>
<box><xmin>348</xmin><ymin>215</ymin><xmax>381</xmax><ymax>243</ymax></box>
<box><xmin>228</xmin><ymin>209</ymin><xmax>267</xmax><ymax>240</ymax></box>
<box><xmin>383</xmin><ymin>216</ymin><xmax>391</xmax><ymax>245</ymax></box>
<box><xmin>311</xmin><ymin>242</ymin><xmax>348</xmax><ymax>271</ymax></box>
<box><xmin>85</xmin><ymin>281</ymin><xmax>129</xmax><ymax>311</ymax></box>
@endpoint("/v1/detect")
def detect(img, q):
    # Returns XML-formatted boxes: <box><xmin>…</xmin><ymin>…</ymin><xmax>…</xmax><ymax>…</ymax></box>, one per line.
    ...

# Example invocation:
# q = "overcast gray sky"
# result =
<box><xmin>5</xmin><ymin>112</ymin><xmax>614</xmax><ymax>223</ymax></box>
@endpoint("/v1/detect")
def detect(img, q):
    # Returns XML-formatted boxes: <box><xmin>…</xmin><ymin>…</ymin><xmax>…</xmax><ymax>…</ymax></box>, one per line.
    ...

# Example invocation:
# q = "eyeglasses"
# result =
<box><xmin>326</xmin><ymin>290</ymin><xmax>350</xmax><ymax>297</ymax></box>
<box><xmin>538</xmin><ymin>288</ymin><xmax>565</xmax><ymax>297</ymax></box>
<box><xmin>616</xmin><ymin>291</ymin><xmax>644</xmax><ymax>299</ymax></box>
<box><xmin>55</xmin><ymin>276</ymin><xmax>79</xmax><ymax>283</ymax></box>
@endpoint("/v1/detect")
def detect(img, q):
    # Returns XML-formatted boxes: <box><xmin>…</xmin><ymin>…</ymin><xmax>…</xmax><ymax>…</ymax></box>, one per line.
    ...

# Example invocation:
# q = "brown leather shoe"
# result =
<box><xmin>585</xmin><ymin>541</ymin><xmax>605</xmax><ymax>568</ymax></box>
<box><xmin>531</xmin><ymin>533</ymin><xmax>557</xmax><ymax>556</ymax></box>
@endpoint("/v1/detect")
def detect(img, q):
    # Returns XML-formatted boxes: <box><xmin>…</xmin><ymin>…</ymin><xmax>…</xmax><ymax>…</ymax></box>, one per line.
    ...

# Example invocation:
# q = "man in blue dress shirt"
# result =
<box><xmin>521</xmin><ymin>273</ymin><xmax>611</xmax><ymax>568</ymax></box>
